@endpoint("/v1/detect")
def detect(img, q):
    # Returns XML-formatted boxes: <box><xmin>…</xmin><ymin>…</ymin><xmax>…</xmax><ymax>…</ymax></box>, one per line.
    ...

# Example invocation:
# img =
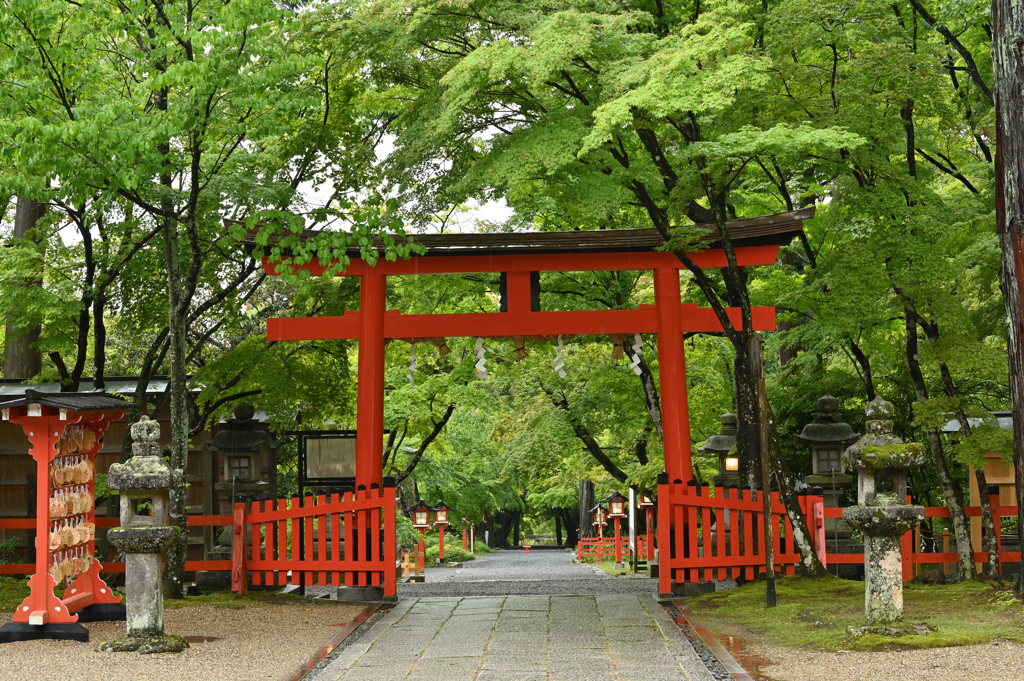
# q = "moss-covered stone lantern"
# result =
<box><xmin>842</xmin><ymin>397</ymin><xmax>927</xmax><ymax>627</ymax></box>
<box><xmin>100</xmin><ymin>416</ymin><xmax>187</xmax><ymax>654</ymax></box>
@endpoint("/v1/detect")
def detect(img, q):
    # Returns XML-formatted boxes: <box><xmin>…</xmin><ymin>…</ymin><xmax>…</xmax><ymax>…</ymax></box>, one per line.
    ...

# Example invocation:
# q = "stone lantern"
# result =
<box><xmin>100</xmin><ymin>416</ymin><xmax>187</xmax><ymax>653</ymax></box>
<box><xmin>700</xmin><ymin>413</ymin><xmax>740</xmax><ymax>488</ymax></box>
<box><xmin>796</xmin><ymin>395</ymin><xmax>860</xmax><ymax>542</ymax></box>
<box><xmin>205</xmin><ymin>403</ymin><xmax>271</xmax><ymax>511</ymax></box>
<box><xmin>842</xmin><ymin>397</ymin><xmax>927</xmax><ymax>627</ymax></box>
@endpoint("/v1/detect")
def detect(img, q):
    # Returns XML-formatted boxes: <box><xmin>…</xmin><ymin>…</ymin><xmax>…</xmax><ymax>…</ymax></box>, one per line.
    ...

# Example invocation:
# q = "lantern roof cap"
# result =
<box><xmin>404</xmin><ymin>499</ymin><xmax>435</xmax><ymax>513</ymax></box>
<box><xmin>700</xmin><ymin>413</ymin><xmax>738</xmax><ymax>454</ymax></box>
<box><xmin>796</xmin><ymin>395</ymin><xmax>859</xmax><ymax>445</ymax></box>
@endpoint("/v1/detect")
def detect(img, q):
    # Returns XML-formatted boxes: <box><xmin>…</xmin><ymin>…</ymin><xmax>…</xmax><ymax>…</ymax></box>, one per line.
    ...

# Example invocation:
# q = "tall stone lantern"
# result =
<box><xmin>700</xmin><ymin>413</ymin><xmax>741</xmax><ymax>489</ymax></box>
<box><xmin>796</xmin><ymin>395</ymin><xmax>859</xmax><ymax>544</ymax></box>
<box><xmin>100</xmin><ymin>416</ymin><xmax>187</xmax><ymax>654</ymax></box>
<box><xmin>842</xmin><ymin>397</ymin><xmax>927</xmax><ymax>627</ymax></box>
<box><xmin>206</xmin><ymin>403</ymin><xmax>271</xmax><ymax>512</ymax></box>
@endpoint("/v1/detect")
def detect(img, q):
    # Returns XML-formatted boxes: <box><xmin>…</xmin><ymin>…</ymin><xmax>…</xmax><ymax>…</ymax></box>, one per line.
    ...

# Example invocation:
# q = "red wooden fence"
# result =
<box><xmin>656</xmin><ymin>479</ymin><xmax>827</xmax><ymax>589</ymax></box>
<box><xmin>234</xmin><ymin>486</ymin><xmax>396</xmax><ymax>597</ymax></box>
<box><xmin>821</xmin><ymin>490</ymin><xmax>1022</xmax><ymax>576</ymax></box>
<box><xmin>576</xmin><ymin>537</ymin><xmax>618</xmax><ymax>561</ymax></box>
<box><xmin>0</xmin><ymin>486</ymin><xmax>397</xmax><ymax>598</ymax></box>
<box><xmin>0</xmin><ymin>514</ymin><xmax>232</xmax><ymax>576</ymax></box>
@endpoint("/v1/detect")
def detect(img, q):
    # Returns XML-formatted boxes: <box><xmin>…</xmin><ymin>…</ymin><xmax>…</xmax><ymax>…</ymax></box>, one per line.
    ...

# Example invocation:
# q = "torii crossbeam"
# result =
<box><xmin>256</xmin><ymin>208</ymin><xmax>812</xmax><ymax>490</ymax></box>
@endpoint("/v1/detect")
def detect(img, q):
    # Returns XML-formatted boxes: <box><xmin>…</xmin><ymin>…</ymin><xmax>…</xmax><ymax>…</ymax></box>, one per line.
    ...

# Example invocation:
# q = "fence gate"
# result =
<box><xmin>231</xmin><ymin>481</ymin><xmax>396</xmax><ymax>598</ymax></box>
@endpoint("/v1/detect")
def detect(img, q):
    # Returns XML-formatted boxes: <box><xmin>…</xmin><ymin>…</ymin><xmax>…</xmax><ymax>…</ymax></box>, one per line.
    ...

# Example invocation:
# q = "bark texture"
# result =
<box><xmin>991</xmin><ymin>0</ymin><xmax>1024</xmax><ymax>593</ymax></box>
<box><xmin>3</xmin><ymin>197</ymin><xmax>45</xmax><ymax>379</ymax></box>
<box><xmin>904</xmin><ymin>311</ymin><xmax>976</xmax><ymax>580</ymax></box>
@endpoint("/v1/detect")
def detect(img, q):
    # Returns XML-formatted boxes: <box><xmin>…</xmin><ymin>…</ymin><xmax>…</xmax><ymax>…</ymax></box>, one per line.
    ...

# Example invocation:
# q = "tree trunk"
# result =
<box><xmin>990</xmin><ymin>0</ymin><xmax>1024</xmax><ymax>593</ymax></box>
<box><xmin>904</xmin><ymin>310</ymin><xmax>976</xmax><ymax>580</ymax></box>
<box><xmin>766</xmin><ymin>403</ymin><xmax>828</xmax><ymax>576</ymax></box>
<box><xmin>164</xmin><ymin>216</ymin><xmax>189</xmax><ymax>600</ymax></box>
<box><xmin>578</xmin><ymin>479</ymin><xmax>595</xmax><ymax>540</ymax></box>
<box><xmin>733</xmin><ymin>346</ymin><xmax>761</xmax><ymax>489</ymax></box>
<box><xmin>3</xmin><ymin>197</ymin><xmax>45</xmax><ymax>379</ymax></box>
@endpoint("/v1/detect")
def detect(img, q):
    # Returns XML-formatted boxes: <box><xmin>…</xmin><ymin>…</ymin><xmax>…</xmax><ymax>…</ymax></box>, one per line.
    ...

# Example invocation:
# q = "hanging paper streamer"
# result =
<box><xmin>553</xmin><ymin>335</ymin><xmax>567</xmax><ymax>378</ymax></box>
<box><xmin>407</xmin><ymin>345</ymin><xmax>417</xmax><ymax>386</ymax></box>
<box><xmin>629</xmin><ymin>333</ymin><xmax>644</xmax><ymax>376</ymax></box>
<box><xmin>474</xmin><ymin>337</ymin><xmax>488</xmax><ymax>379</ymax></box>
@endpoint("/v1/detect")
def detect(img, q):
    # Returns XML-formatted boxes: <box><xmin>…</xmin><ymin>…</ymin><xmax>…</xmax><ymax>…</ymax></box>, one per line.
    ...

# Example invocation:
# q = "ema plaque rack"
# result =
<box><xmin>0</xmin><ymin>391</ymin><xmax>133</xmax><ymax>643</ymax></box>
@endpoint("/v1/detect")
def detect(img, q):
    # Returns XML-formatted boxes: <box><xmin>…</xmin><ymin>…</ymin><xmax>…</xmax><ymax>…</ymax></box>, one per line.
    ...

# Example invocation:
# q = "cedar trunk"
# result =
<box><xmin>579</xmin><ymin>479</ymin><xmax>595</xmax><ymax>540</ymax></box>
<box><xmin>3</xmin><ymin>197</ymin><xmax>45</xmax><ymax>379</ymax></box>
<box><xmin>991</xmin><ymin>0</ymin><xmax>1024</xmax><ymax>593</ymax></box>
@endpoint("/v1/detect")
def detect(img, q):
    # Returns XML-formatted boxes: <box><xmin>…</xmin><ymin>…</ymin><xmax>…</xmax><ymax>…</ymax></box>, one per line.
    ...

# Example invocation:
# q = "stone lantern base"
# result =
<box><xmin>98</xmin><ymin>634</ymin><xmax>190</xmax><ymax>654</ymax></box>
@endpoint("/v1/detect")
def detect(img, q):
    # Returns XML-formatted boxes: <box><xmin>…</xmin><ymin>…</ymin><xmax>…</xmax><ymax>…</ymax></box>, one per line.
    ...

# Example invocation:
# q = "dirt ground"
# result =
<box><xmin>0</xmin><ymin>600</ymin><xmax>366</xmax><ymax>680</ymax></box>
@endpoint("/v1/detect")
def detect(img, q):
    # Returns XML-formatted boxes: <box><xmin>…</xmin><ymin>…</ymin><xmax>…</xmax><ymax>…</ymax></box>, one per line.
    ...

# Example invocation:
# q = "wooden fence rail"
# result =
<box><xmin>0</xmin><ymin>484</ymin><xmax>398</xmax><ymax>598</ymax></box>
<box><xmin>576</xmin><ymin>537</ymin><xmax>618</xmax><ymax>562</ymax></box>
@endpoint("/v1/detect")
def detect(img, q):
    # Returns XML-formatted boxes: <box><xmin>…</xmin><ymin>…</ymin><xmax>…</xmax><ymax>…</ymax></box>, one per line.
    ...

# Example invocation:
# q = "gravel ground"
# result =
<box><xmin>751</xmin><ymin>641</ymin><xmax>1024</xmax><ymax>681</ymax></box>
<box><xmin>0</xmin><ymin>601</ymin><xmax>364</xmax><ymax>680</ymax></box>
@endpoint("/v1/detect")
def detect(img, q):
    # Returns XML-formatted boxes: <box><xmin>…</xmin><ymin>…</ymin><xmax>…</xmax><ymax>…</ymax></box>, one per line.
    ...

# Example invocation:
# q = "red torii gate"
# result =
<box><xmin>261</xmin><ymin>209</ymin><xmax>811</xmax><ymax>497</ymax></box>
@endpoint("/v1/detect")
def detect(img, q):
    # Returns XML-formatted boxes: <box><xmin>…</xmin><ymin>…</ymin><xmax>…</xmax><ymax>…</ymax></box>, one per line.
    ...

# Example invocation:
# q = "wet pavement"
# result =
<box><xmin>310</xmin><ymin>594</ymin><xmax>712</xmax><ymax>681</ymax></box>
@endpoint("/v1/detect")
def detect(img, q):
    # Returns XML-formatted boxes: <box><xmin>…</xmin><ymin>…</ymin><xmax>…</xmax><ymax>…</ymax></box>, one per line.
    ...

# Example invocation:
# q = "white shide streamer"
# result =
<box><xmin>554</xmin><ymin>335</ymin><xmax>567</xmax><ymax>378</ymax></box>
<box><xmin>407</xmin><ymin>345</ymin><xmax>417</xmax><ymax>386</ymax></box>
<box><xmin>629</xmin><ymin>333</ymin><xmax>643</xmax><ymax>376</ymax></box>
<box><xmin>475</xmin><ymin>337</ymin><xmax>487</xmax><ymax>379</ymax></box>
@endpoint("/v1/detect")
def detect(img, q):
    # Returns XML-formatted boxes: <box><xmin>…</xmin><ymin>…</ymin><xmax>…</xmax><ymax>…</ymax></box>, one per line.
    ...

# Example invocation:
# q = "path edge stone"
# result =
<box><xmin>308</xmin><ymin>597</ymin><xmax>418</xmax><ymax>681</ymax></box>
<box><xmin>641</xmin><ymin>594</ymin><xmax>716</xmax><ymax>681</ymax></box>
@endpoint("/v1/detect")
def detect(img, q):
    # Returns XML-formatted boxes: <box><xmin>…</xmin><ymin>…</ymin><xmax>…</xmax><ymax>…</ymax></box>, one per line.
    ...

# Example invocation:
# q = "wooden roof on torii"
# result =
<box><xmin>251</xmin><ymin>207</ymin><xmax>812</xmax><ymax>342</ymax></box>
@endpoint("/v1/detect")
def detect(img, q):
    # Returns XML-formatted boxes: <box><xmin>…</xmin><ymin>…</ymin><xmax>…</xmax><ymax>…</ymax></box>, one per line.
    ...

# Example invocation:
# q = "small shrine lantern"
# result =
<box><xmin>407</xmin><ymin>500</ymin><xmax>434</xmax><ymax>529</ymax></box>
<box><xmin>700</xmin><ymin>413</ymin><xmax>740</xmax><ymax>487</ymax></box>
<box><xmin>637</xmin><ymin>492</ymin><xmax>654</xmax><ymax>510</ymax></box>
<box><xmin>433</xmin><ymin>502</ymin><xmax>451</xmax><ymax>526</ymax></box>
<box><xmin>604</xmin><ymin>491</ymin><xmax>628</xmax><ymax>518</ymax></box>
<box><xmin>104</xmin><ymin>416</ymin><xmax>185</xmax><ymax>651</ymax></box>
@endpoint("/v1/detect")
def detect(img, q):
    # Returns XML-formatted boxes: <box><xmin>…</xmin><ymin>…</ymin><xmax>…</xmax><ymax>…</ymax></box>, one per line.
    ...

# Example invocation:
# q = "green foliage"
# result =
<box><xmin>0</xmin><ymin>537</ymin><xmax>20</xmax><ymax>564</ymax></box>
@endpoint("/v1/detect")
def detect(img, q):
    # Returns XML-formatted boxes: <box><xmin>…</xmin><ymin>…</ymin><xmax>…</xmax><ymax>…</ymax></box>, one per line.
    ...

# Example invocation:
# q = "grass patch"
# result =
<box><xmin>688</xmin><ymin>575</ymin><xmax>1024</xmax><ymax>652</ymax></box>
<box><xmin>163</xmin><ymin>590</ymin><xmax>327</xmax><ymax>609</ymax></box>
<box><xmin>577</xmin><ymin>557</ymin><xmax>632</xmax><ymax>576</ymax></box>
<box><xmin>0</xmin><ymin>576</ymin><xmax>30</xmax><ymax>612</ymax></box>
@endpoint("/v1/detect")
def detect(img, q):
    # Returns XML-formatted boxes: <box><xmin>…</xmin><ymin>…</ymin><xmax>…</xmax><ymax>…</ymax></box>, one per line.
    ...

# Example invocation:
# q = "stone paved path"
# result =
<box><xmin>397</xmin><ymin>549</ymin><xmax>657</xmax><ymax>598</ymax></box>
<box><xmin>312</xmin><ymin>594</ymin><xmax>712</xmax><ymax>681</ymax></box>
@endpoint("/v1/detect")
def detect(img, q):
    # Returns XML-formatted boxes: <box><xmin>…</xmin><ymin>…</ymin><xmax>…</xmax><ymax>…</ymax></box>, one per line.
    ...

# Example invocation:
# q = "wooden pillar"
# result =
<box><xmin>356</xmin><ymin>272</ymin><xmax>386</xmax><ymax>489</ymax></box>
<box><xmin>654</xmin><ymin>268</ymin><xmax>692</xmax><ymax>484</ymax></box>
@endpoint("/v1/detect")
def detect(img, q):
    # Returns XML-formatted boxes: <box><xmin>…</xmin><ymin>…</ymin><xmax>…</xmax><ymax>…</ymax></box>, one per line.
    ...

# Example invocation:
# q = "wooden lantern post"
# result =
<box><xmin>434</xmin><ymin>502</ymin><xmax>451</xmax><ymax>564</ymax></box>
<box><xmin>605</xmin><ymin>491</ymin><xmax>628</xmax><ymax>568</ymax></box>
<box><xmin>408</xmin><ymin>500</ymin><xmax>433</xmax><ymax>572</ymax></box>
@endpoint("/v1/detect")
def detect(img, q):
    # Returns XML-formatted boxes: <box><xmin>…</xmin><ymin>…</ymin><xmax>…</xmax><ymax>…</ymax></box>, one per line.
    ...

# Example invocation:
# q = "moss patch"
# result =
<box><xmin>0</xmin><ymin>576</ymin><xmax>30</xmax><ymax>612</ymax></box>
<box><xmin>163</xmin><ymin>590</ymin><xmax>338</xmax><ymax>609</ymax></box>
<box><xmin>688</xmin><ymin>575</ymin><xmax>1024</xmax><ymax>652</ymax></box>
